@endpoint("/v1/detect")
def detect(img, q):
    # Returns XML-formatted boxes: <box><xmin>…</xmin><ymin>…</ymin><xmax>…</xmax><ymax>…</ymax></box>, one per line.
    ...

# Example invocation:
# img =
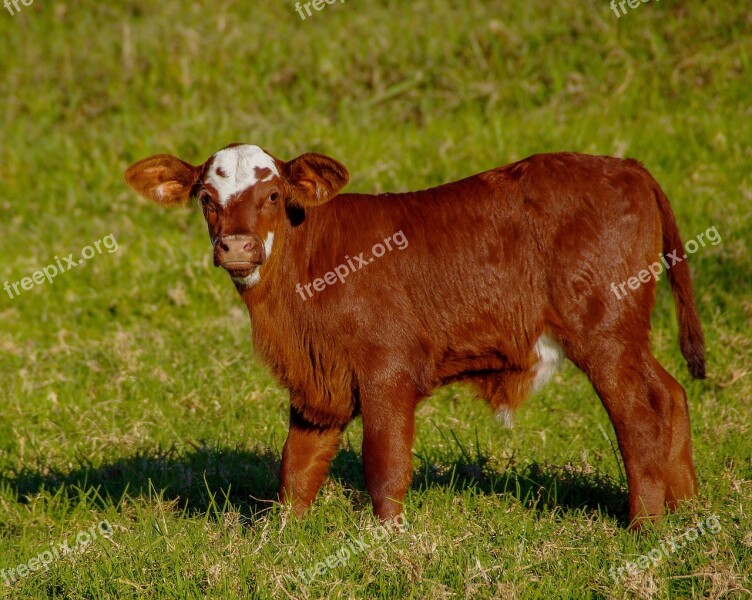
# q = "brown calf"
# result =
<box><xmin>125</xmin><ymin>146</ymin><xmax>705</xmax><ymax>528</ymax></box>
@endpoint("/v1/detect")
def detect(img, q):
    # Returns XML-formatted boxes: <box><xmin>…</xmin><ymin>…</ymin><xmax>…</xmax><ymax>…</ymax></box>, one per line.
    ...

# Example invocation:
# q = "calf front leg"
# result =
<box><xmin>279</xmin><ymin>407</ymin><xmax>343</xmax><ymax>516</ymax></box>
<box><xmin>360</xmin><ymin>378</ymin><xmax>419</xmax><ymax>522</ymax></box>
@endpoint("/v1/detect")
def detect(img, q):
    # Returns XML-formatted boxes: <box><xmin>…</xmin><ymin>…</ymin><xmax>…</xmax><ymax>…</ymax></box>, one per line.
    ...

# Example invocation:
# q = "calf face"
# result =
<box><xmin>124</xmin><ymin>144</ymin><xmax>349</xmax><ymax>286</ymax></box>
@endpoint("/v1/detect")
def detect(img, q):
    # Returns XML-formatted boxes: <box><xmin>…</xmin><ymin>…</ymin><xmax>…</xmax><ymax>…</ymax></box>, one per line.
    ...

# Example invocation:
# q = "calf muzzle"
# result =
<box><xmin>214</xmin><ymin>234</ymin><xmax>265</xmax><ymax>277</ymax></box>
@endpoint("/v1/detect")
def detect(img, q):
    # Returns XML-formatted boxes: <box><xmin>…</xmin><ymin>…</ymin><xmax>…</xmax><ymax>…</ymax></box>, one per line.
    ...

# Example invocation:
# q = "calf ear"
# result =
<box><xmin>283</xmin><ymin>153</ymin><xmax>349</xmax><ymax>207</ymax></box>
<box><xmin>124</xmin><ymin>154</ymin><xmax>200</xmax><ymax>205</ymax></box>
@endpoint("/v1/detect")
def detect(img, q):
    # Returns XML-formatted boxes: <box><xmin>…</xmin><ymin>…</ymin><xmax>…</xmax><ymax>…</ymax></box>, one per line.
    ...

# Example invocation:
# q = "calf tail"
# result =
<box><xmin>654</xmin><ymin>185</ymin><xmax>706</xmax><ymax>379</ymax></box>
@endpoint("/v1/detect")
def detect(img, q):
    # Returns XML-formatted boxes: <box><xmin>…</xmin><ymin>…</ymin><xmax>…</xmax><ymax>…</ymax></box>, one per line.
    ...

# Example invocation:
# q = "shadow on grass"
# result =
<box><xmin>2</xmin><ymin>442</ymin><xmax>629</xmax><ymax>526</ymax></box>
<box><xmin>331</xmin><ymin>447</ymin><xmax>629</xmax><ymax>526</ymax></box>
<box><xmin>413</xmin><ymin>453</ymin><xmax>630</xmax><ymax>526</ymax></box>
<box><xmin>2</xmin><ymin>444</ymin><xmax>282</xmax><ymax>521</ymax></box>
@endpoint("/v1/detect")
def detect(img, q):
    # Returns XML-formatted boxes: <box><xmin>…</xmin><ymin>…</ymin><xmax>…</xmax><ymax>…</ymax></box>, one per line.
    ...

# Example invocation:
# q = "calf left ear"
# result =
<box><xmin>124</xmin><ymin>154</ymin><xmax>200</xmax><ymax>206</ymax></box>
<box><xmin>283</xmin><ymin>153</ymin><xmax>349</xmax><ymax>207</ymax></box>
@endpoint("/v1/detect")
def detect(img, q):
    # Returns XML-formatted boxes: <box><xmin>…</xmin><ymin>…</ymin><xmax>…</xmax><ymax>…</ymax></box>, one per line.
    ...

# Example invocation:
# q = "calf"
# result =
<box><xmin>125</xmin><ymin>146</ymin><xmax>705</xmax><ymax>528</ymax></box>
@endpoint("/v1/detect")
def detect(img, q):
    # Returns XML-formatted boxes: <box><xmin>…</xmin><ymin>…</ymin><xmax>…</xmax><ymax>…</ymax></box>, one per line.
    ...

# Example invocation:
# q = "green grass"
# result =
<box><xmin>1</xmin><ymin>0</ymin><xmax>750</xmax><ymax>597</ymax></box>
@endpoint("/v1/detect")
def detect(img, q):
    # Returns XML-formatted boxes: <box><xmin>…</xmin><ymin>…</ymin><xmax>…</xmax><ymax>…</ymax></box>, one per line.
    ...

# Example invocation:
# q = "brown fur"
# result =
<box><xmin>125</xmin><ymin>148</ymin><xmax>705</xmax><ymax>528</ymax></box>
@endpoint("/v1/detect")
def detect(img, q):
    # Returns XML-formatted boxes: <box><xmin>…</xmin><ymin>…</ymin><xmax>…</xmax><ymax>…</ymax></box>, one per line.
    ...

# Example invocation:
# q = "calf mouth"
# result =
<box><xmin>222</xmin><ymin>261</ymin><xmax>261</xmax><ymax>278</ymax></box>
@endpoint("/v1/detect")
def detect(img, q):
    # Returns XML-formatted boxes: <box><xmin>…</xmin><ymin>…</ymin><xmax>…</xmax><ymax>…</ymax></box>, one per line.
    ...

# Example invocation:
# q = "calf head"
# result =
<box><xmin>124</xmin><ymin>144</ymin><xmax>349</xmax><ymax>286</ymax></box>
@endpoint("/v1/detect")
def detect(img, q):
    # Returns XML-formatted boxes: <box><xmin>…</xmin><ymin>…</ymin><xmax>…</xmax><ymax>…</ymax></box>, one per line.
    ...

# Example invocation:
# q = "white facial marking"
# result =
<box><xmin>231</xmin><ymin>232</ymin><xmax>275</xmax><ymax>288</ymax></box>
<box><xmin>206</xmin><ymin>145</ymin><xmax>278</xmax><ymax>206</ymax></box>
<box><xmin>263</xmin><ymin>231</ymin><xmax>275</xmax><ymax>259</ymax></box>
<box><xmin>232</xmin><ymin>270</ymin><xmax>261</xmax><ymax>288</ymax></box>
<box><xmin>532</xmin><ymin>334</ymin><xmax>564</xmax><ymax>392</ymax></box>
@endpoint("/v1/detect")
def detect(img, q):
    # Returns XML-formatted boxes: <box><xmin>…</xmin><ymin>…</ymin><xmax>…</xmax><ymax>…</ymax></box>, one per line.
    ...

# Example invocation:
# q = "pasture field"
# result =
<box><xmin>0</xmin><ymin>0</ymin><xmax>750</xmax><ymax>598</ymax></box>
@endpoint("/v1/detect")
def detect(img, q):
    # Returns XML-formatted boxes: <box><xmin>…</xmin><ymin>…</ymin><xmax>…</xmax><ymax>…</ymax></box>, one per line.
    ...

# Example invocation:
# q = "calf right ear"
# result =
<box><xmin>124</xmin><ymin>154</ymin><xmax>200</xmax><ymax>205</ymax></box>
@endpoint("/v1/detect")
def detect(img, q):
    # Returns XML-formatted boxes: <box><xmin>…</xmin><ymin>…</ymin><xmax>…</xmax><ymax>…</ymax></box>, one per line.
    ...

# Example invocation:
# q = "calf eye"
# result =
<box><xmin>269</xmin><ymin>192</ymin><xmax>279</xmax><ymax>203</ymax></box>
<box><xmin>198</xmin><ymin>191</ymin><xmax>216</xmax><ymax>219</ymax></box>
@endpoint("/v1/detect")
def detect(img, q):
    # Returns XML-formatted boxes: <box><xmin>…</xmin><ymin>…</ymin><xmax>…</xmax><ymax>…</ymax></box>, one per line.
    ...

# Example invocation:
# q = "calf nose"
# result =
<box><xmin>214</xmin><ymin>235</ymin><xmax>264</xmax><ymax>268</ymax></box>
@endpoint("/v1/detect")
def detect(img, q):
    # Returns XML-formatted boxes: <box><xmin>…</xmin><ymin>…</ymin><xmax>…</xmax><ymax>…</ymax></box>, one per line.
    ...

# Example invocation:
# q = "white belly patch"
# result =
<box><xmin>532</xmin><ymin>334</ymin><xmax>565</xmax><ymax>392</ymax></box>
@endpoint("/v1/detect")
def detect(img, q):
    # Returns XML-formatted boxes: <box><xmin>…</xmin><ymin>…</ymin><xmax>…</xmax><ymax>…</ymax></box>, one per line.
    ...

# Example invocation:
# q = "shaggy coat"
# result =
<box><xmin>126</xmin><ymin>147</ymin><xmax>705</xmax><ymax>528</ymax></box>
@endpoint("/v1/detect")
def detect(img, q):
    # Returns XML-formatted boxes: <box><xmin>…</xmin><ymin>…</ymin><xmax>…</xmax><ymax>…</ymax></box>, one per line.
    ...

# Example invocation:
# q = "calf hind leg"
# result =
<box><xmin>648</xmin><ymin>355</ymin><xmax>698</xmax><ymax>508</ymax></box>
<box><xmin>571</xmin><ymin>346</ymin><xmax>697</xmax><ymax>528</ymax></box>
